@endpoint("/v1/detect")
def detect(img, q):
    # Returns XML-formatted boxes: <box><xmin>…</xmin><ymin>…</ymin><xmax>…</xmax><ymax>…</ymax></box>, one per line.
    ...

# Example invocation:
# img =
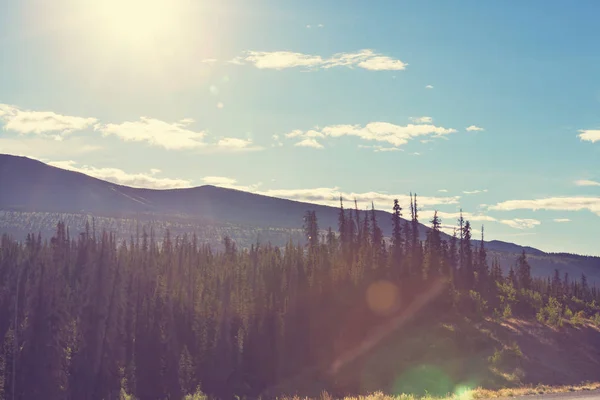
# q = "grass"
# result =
<box><xmin>278</xmin><ymin>382</ymin><xmax>600</xmax><ymax>400</ymax></box>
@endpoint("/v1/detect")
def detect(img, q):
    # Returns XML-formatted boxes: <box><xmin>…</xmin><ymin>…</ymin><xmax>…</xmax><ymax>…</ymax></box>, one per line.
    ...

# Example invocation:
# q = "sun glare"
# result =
<box><xmin>91</xmin><ymin>0</ymin><xmax>180</xmax><ymax>47</ymax></box>
<box><xmin>38</xmin><ymin>0</ymin><xmax>216</xmax><ymax>91</ymax></box>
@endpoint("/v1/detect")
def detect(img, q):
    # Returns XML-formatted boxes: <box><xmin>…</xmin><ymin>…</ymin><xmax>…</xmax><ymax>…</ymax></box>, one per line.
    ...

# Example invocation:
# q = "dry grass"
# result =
<box><xmin>278</xmin><ymin>382</ymin><xmax>600</xmax><ymax>400</ymax></box>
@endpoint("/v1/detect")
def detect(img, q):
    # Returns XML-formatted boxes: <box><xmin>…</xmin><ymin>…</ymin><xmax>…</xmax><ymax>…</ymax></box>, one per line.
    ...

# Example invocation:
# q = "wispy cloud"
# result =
<box><xmin>489</xmin><ymin>197</ymin><xmax>600</xmax><ymax>216</ymax></box>
<box><xmin>553</xmin><ymin>218</ymin><xmax>571</xmax><ymax>223</ymax></box>
<box><xmin>230</xmin><ymin>49</ymin><xmax>407</xmax><ymax>71</ymax></box>
<box><xmin>499</xmin><ymin>218</ymin><xmax>541</xmax><ymax>229</ymax></box>
<box><xmin>202</xmin><ymin>176</ymin><xmax>238</xmax><ymax>186</ymax></box>
<box><xmin>285</xmin><ymin>121</ymin><xmax>456</xmax><ymax>149</ymax></box>
<box><xmin>257</xmin><ymin>187</ymin><xmax>460</xmax><ymax>211</ymax></box>
<box><xmin>94</xmin><ymin>117</ymin><xmax>261</xmax><ymax>152</ymax></box>
<box><xmin>271</xmin><ymin>134</ymin><xmax>283</xmax><ymax>147</ymax></box>
<box><xmin>463</xmin><ymin>189</ymin><xmax>488</xmax><ymax>195</ymax></box>
<box><xmin>420</xmin><ymin>210</ymin><xmax>540</xmax><ymax>230</ymax></box>
<box><xmin>420</xmin><ymin>210</ymin><xmax>497</xmax><ymax>224</ymax></box>
<box><xmin>294</xmin><ymin>138</ymin><xmax>324</xmax><ymax>149</ymax></box>
<box><xmin>575</xmin><ymin>179</ymin><xmax>600</xmax><ymax>187</ymax></box>
<box><xmin>201</xmin><ymin>176</ymin><xmax>261</xmax><ymax>192</ymax></box>
<box><xmin>578</xmin><ymin>129</ymin><xmax>600</xmax><ymax>143</ymax></box>
<box><xmin>48</xmin><ymin>160</ymin><xmax>192</xmax><ymax>189</ymax></box>
<box><xmin>215</xmin><ymin>137</ymin><xmax>262</xmax><ymax>152</ymax></box>
<box><xmin>0</xmin><ymin>137</ymin><xmax>101</xmax><ymax>159</ymax></box>
<box><xmin>466</xmin><ymin>125</ymin><xmax>484</xmax><ymax>132</ymax></box>
<box><xmin>359</xmin><ymin>145</ymin><xmax>402</xmax><ymax>152</ymax></box>
<box><xmin>95</xmin><ymin>117</ymin><xmax>206</xmax><ymax>150</ymax></box>
<box><xmin>438</xmin><ymin>189</ymin><xmax>448</xmax><ymax>193</ymax></box>
<box><xmin>425</xmin><ymin>85</ymin><xmax>434</xmax><ymax>89</ymax></box>
<box><xmin>410</xmin><ymin>116</ymin><xmax>433</xmax><ymax>124</ymax></box>
<box><xmin>0</xmin><ymin>103</ymin><xmax>97</xmax><ymax>139</ymax></box>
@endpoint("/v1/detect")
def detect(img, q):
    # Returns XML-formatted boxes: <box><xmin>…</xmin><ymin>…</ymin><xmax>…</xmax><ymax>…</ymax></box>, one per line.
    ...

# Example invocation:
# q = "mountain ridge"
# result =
<box><xmin>1</xmin><ymin>153</ymin><xmax>599</xmax><ymax>281</ymax></box>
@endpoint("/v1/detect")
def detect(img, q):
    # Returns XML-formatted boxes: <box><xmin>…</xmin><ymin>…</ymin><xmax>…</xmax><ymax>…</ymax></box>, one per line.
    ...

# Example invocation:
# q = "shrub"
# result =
<box><xmin>488</xmin><ymin>342</ymin><xmax>523</xmax><ymax>370</ymax></box>
<box><xmin>469</xmin><ymin>290</ymin><xmax>488</xmax><ymax>318</ymax></box>
<box><xmin>564</xmin><ymin>307</ymin><xmax>574</xmax><ymax>320</ymax></box>
<box><xmin>591</xmin><ymin>313</ymin><xmax>600</xmax><ymax>327</ymax></box>
<box><xmin>571</xmin><ymin>310</ymin><xmax>586</xmax><ymax>326</ymax></box>
<box><xmin>537</xmin><ymin>297</ymin><xmax>563</xmax><ymax>327</ymax></box>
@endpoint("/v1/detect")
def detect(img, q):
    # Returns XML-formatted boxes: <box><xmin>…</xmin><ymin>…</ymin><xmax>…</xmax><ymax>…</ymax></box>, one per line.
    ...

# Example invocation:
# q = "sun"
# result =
<box><xmin>86</xmin><ymin>0</ymin><xmax>188</xmax><ymax>51</ymax></box>
<box><xmin>91</xmin><ymin>0</ymin><xmax>181</xmax><ymax>47</ymax></box>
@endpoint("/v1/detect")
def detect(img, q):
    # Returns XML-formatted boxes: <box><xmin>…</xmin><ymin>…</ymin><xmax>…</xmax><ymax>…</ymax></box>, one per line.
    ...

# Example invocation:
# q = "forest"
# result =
<box><xmin>0</xmin><ymin>195</ymin><xmax>599</xmax><ymax>400</ymax></box>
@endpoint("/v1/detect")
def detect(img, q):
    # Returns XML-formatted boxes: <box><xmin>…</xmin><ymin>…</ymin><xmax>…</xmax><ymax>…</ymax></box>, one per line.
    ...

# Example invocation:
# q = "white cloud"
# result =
<box><xmin>201</xmin><ymin>59</ymin><xmax>218</xmax><ymax>63</ymax></box>
<box><xmin>553</xmin><ymin>218</ymin><xmax>571</xmax><ymax>223</ymax></box>
<box><xmin>215</xmin><ymin>137</ymin><xmax>261</xmax><ymax>151</ymax></box>
<box><xmin>578</xmin><ymin>129</ymin><xmax>600</xmax><ymax>143</ymax></box>
<box><xmin>420</xmin><ymin>210</ymin><xmax>497</xmax><ymax>224</ymax></box>
<box><xmin>257</xmin><ymin>187</ymin><xmax>460</xmax><ymax>211</ymax></box>
<box><xmin>285</xmin><ymin>121</ymin><xmax>456</xmax><ymax>149</ymax></box>
<box><xmin>410</xmin><ymin>116</ymin><xmax>433</xmax><ymax>124</ymax></box>
<box><xmin>490</xmin><ymin>197</ymin><xmax>600</xmax><ymax>216</ymax></box>
<box><xmin>359</xmin><ymin>145</ymin><xmax>402</xmax><ymax>152</ymax></box>
<box><xmin>463</xmin><ymin>189</ymin><xmax>488</xmax><ymax>195</ymax></box>
<box><xmin>217</xmin><ymin>102</ymin><xmax>224</xmax><ymax>109</ymax></box>
<box><xmin>48</xmin><ymin>160</ymin><xmax>192</xmax><ymax>189</ymax></box>
<box><xmin>318</xmin><ymin>24</ymin><xmax>324</xmax><ymax>28</ymax></box>
<box><xmin>95</xmin><ymin>117</ymin><xmax>206</xmax><ymax>150</ymax></box>
<box><xmin>499</xmin><ymin>218</ymin><xmax>541</xmax><ymax>230</ymax></box>
<box><xmin>425</xmin><ymin>85</ymin><xmax>434</xmax><ymax>89</ymax></box>
<box><xmin>230</xmin><ymin>49</ymin><xmax>407</xmax><ymax>71</ymax></box>
<box><xmin>420</xmin><ymin>210</ymin><xmax>541</xmax><ymax>231</ymax></box>
<box><xmin>0</xmin><ymin>104</ymin><xmax>97</xmax><ymax>138</ymax></box>
<box><xmin>294</xmin><ymin>138</ymin><xmax>324</xmax><ymax>149</ymax></box>
<box><xmin>466</xmin><ymin>125</ymin><xmax>484</xmax><ymax>132</ymax></box>
<box><xmin>575</xmin><ymin>179</ymin><xmax>600</xmax><ymax>187</ymax></box>
<box><xmin>201</xmin><ymin>176</ymin><xmax>261</xmax><ymax>192</ymax></box>
<box><xmin>412</xmin><ymin>152</ymin><xmax>421</xmax><ymax>156</ymax></box>
<box><xmin>438</xmin><ymin>189</ymin><xmax>448</xmax><ymax>193</ymax></box>
<box><xmin>272</xmin><ymin>134</ymin><xmax>283</xmax><ymax>147</ymax></box>
<box><xmin>0</xmin><ymin>137</ymin><xmax>102</xmax><ymax>159</ymax></box>
<box><xmin>306</xmin><ymin>24</ymin><xmax>311</xmax><ymax>28</ymax></box>
<box><xmin>202</xmin><ymin>176</ymin><xmax>238</xmax><ymax>186</ymax></box>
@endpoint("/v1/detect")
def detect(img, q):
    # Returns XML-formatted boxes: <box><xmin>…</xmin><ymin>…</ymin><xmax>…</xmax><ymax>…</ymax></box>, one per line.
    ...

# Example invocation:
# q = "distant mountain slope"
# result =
<box><xmin>1</xmin><ymin>154</ymin><xmax>599</xmax><ymax>281</ymax></box>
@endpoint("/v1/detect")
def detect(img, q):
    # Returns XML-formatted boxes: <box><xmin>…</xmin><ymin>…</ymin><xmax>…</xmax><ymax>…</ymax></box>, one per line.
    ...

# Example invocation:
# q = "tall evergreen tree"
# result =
<box><xmin>516</xmin><ymin>250</ymin><xmax>532</xmax><ymax>290</ymax></box>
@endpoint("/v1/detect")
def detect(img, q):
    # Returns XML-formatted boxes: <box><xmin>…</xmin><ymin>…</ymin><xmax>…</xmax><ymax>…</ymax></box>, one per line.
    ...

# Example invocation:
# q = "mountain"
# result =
<box><xmin>1</xmin><ymin>153</ymin><xmax>599</xmax><ymax>281</ymax></box>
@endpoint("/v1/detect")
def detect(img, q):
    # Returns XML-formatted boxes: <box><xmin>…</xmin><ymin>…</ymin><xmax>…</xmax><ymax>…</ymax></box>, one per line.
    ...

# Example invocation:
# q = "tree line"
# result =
<box><xmin>0</xmin><ymin>195</ymin><xmax>599</xmax><ymax>399</ymax></box>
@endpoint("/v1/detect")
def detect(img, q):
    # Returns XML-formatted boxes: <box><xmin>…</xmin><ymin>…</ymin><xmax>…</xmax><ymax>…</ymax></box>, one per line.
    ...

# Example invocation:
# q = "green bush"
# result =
<box><xmin>469</xmin><ymin>290</ymin><xmax>488</xmax><ymax>318</ymax></box>
<box><xmin>571</xmin><ymin>310</ymin><xmax>586</xmax><ymax>326</ymax></box>
<box><xmin>591</xmin><ymin>313</ymin><xmax>600</xmax><ymax>326</ymax></box>
<box><xmin>564</xmin><ymin>307</ymin><xmax>574</xmax><ymax>319</ymax></box>
<box><xmin>488</xmin><ymin>342</ymin><xmax>523</xmax><ymax>370</ymax></box>
<box><xmin>537</xmin><ymin>297</ymin><xmax>563</xmax><ymax>327</ymax></box>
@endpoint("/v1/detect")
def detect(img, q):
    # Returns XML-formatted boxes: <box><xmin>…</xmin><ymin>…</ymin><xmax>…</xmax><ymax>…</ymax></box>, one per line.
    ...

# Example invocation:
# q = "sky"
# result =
<box><xmin>1</xmin><ymin>0</ymin><xmax>600</xmax><ymax>255</ymax></box>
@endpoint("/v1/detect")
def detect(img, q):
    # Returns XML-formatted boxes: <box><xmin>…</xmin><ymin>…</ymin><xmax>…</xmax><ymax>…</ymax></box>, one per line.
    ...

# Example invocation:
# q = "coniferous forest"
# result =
<box><xmin>1</xmin><ymin>196</ymin><xmax>599</xmax><ymax>400</ymax></box>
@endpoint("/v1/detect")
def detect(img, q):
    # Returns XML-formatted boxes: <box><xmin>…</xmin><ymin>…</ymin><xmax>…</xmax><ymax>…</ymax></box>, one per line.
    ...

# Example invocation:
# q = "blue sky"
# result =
<box><xmin>1</xmin><ymin>0</ymin><xmax>600</xmax><ymax>255</ymax></box>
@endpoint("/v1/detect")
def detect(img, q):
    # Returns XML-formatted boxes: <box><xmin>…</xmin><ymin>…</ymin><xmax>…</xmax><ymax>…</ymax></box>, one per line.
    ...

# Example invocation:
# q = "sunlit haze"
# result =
<box><xmin>1</xmin><ymin>0</ymin><xmax>599</xmax><ymax>255</ymax></box>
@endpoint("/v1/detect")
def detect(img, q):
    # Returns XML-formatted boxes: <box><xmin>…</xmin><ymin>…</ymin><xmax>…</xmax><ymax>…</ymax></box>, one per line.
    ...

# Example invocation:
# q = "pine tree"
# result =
<box><xmin>303</xmin><ymin>211</ymin><xmax>319</xmax><ymax>250</ymax></box>
<box><xmin>516</xmin><ymin>250</ymin><xmax>532</xmax><ymax>290</ymax></box>
<box><xmin>391</xmin><ymin>199</ymin><xmax>403</xmax><ymax>276</ymax></box>
<box><xmin>508</xmin><ymin>266</ymin><xmax>518</xmax><ymax>288</ymax></box>
<box><xmin>551</xmin><ymin>269</ymin><xmax>562</xmax><ymax>298</ymax></box>
<box><xmin>424</xmin><ymin>211</ymin><xmax>442</xmax><ymax>280</ymax></box>
<box><xmin>476</xmin><ymin>226</ymin><xmax>489</xmax><ymax>291</ymax></box>
<box><xmin>459</xmin><ymin>218</ymin><xmax>474</xmax><ymax>290</ymax></box>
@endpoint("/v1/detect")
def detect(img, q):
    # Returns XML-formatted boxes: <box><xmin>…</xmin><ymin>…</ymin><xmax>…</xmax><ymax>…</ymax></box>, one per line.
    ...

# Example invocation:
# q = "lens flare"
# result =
<box><xmin>366</xmin><ymin>280</ymin><xmax>399</xmax><ymax>316</ymax></box>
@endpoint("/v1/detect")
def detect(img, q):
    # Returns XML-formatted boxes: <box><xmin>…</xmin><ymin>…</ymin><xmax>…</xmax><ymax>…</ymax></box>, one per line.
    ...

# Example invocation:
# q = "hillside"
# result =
<box><xmin>1</xmin><ymin>154</ymin><xmax>599</xmax><ymax>281</ymax></box>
